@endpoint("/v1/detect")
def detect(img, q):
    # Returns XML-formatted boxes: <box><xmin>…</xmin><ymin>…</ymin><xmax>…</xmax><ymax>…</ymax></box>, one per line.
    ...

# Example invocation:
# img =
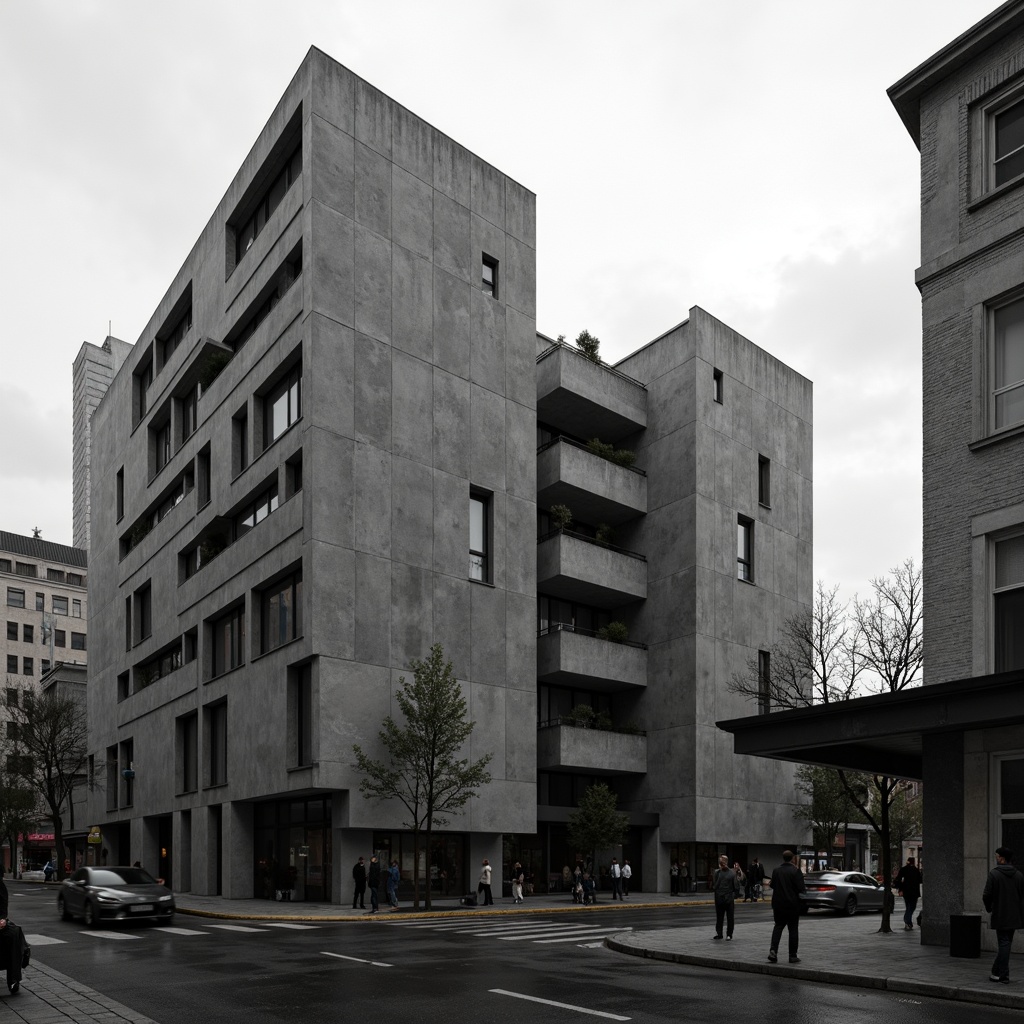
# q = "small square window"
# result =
<box><xmin>482</xmin><ymin>254</ymin><xmax>498</xmax><ymax>299</ymax></box>
<box><xmin>54</xmin><ymin>629</ymin><xmax>66</xmax><ymax>648</ymax></box>
<box><xmin>53</xmin><ymin>595</ymin><xmax>68</xmax><ymax>616</ymax></box>
<box><xmin>713</xmin><ymin>368</ymin><xmax>724</xmax><ymax>404</ymax></box>
<box><xmin>6</xmin><ymin>656</ymin><xmax>17</xmax><ymax>674</ymax></box>
<box><xmin>6</xmin><ymin>589</ymin><xmax>25</xmax><ymax>609</ymax></box>
<box><xmin>22</xmin><ymin>624</ymin><xmax>33</xmax><ymax>643</ymax></box>
<box><xmin>5</xmin><ymin>622</ymin><xmax>15</xmax><ymax>641</ymax></box>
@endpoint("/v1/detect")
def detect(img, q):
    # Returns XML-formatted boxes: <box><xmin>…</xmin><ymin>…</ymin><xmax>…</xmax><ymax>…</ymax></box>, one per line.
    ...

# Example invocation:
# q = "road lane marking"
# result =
<box><xmin>155</xmin><ymin>927</ymin><xmax>208</xmax><ymax>935</ymax></box>
<box><xmin>497</xmin><ymin>927</ymin><xmax>630</xmax><ymax>941</ymax></box>
<box><xmin>262</xmin><ymin>923</ymin><xmax>319</xmax><ymax>930</ymax></box>
<box><xmin>490</xmin><ymin>989</ymin><xmax>630</xmax><ymax>1020</ymax></box>
<box><xmin>207</xmin><ymin>924</ymin><xmax>267</xmax><ymax>933</ymax></box>
<box><xmin>25</xmin><ymin>935</ymin><xmax>65</xmax><ymax>945</ymax></box>
<box><xmin>534</xmin><ymin>930</ymin><xmax>627</xmax><ymax>944</ymax></box>
<box><xmin>322</xmin><ymin>952</ymin><xmax>393</xmax><ymax>967</ymax></box>
<box><xmin>81</xmin><ymin>932</ymin><xmax>143</xmax><ymax>940</ymax></box>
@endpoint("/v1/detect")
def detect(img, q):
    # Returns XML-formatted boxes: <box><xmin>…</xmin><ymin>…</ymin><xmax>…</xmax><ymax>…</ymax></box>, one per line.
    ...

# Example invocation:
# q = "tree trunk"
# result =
<box><xmin>412</xmin><ymin>829</ymin><xmax>421</xmax><ymax>909</ymax></box>
<box><xmin>878</xmin><ymin>778</ymin><xmax>893</xmax><ymax>934</ymax></box>
<box><xmin>423</xmin><ymin>823</ymin><xmax>433</xmax><ymax>911</ymax></box>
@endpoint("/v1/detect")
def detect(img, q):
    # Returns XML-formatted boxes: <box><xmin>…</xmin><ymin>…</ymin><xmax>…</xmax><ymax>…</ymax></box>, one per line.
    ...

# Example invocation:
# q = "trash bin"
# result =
<box><xmin>949</xmin><ymin>914</ymin><xmax>982</xmax><ymax>958</ymax></box>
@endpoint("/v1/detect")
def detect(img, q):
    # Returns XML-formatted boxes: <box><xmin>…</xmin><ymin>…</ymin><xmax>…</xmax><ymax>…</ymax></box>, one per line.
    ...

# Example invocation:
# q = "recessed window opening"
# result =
<box><xmin>482</xmin><ymin>254</ymin><xmax>498</xmax><ymax>299</ymax></box>
<box><xmin>737</xmin><ymin>516</ymin><xmax>754</xmax><ymax>582</ymax></box>
<box><xmin>713</xmin><ymin>368</ymin><xmax>724</xmax><ymax>404</ymax></box>
<box><xmin>235</xmin><ymin>145</ymin><xmax>302</xmax><ymax>264</ymax></box>
<box><xmin>994</xmin><ymin>97</ymin><xmax>1024</xmax><ymax>188</ymax></box>
<box><xmin>758</xmin><ymin>455</ymin><xmax>771</xmax><ymax>507</ymax></box>
<box><xmin>993</xmin><ymin>295</ymin><xmax>1024</xmax><ymax>431</ymax></box>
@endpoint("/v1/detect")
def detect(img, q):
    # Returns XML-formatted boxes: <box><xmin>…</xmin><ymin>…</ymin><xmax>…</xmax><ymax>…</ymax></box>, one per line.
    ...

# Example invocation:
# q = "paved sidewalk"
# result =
<box><xmin>1</xmin><ymin>885</ymin><xmax>1019</xmax><ymax>1017</ymax></box>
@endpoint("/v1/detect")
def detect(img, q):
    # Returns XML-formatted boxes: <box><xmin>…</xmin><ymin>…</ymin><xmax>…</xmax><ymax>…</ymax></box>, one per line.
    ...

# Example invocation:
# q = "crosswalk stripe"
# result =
<box><xmin>207</xmin><ymin>924</ymin><xmax>267</xmax><ymax>933</ymax></box>
<box><xmin>534</xmin><ymin>931</ymin><xmax>626</xmax><ymax>944</ymax></box>
<box><xmin>498</xmin><ymin>927</ymin><xmax>631</xmax><ymax>941</ymax></box>
<box><xmin>24</xmin><ymin>935</ymin><xmax>65</xmax><ymax>946</ymax></box>
<box><xmin>154</xmin><ymin>927</ymin><xmax>208</xmax><ymax>935</ymax></box>
<box><xmin>82</xmin><ymin>931</ymin><xmax>143</xmax><ymax>941</ymax></box>
<box><xmin>262</xmin><ymin>923</ymin><xmax>319</xmax><ymax>930</ymax></box>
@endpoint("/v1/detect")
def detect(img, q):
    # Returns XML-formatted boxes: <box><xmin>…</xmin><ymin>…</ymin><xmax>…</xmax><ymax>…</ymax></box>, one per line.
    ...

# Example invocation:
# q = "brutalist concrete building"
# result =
<box><xmin>86</xmin><ymin>46</ymin><xmax>811</xmax><ymax>901</ymax></box>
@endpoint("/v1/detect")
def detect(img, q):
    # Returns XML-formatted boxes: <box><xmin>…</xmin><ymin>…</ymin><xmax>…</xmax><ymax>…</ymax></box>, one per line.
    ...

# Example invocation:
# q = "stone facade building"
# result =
<box><xmin>86</xmin><ymin>46</ymin><xmax>811</xmax><ymax>901</ymax></box>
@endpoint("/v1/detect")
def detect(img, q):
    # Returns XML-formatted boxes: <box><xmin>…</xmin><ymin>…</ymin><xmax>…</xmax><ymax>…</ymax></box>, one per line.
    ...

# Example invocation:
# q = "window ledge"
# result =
<box><xmin>287</xmin><ymin>762</ymin><xmax>316</xmax><ymax>773</ymax></box>
<box><xmin>758</xmin><ymin>502</ymin><xmax>772</xmax><ymax>510</ymax></box>
<box><xmin>968</xmin><ymin>420</ymin><xmax>1024</xmax><ymax>451</ymax></box>
<box><xmin>203</xmin><ymin>783</ymin><xmax>229</xmax><ymax>792</ymax></box>
<box><xmin>253</xmin><ymin>634</ymin><xmax>304</xmax><ymax>663</ymax></box>
<box><xmin>206</xmin><ymin>663</ymin><xmax>246</xmax><ymax>684</ymax></box>
<box><xmin>737</xmin><ymin>577</ymin><xmax>757</xmax><ymax>587</ymax></box>
<box><xmin>968</xmin><ymin>173</ymin><xmax>1024</xmax><ymax>214</ymax></box>
<box><xmin>469</xmin><ymin>578</ymin><xmax>495</xmax><ymax>588</ymax></box>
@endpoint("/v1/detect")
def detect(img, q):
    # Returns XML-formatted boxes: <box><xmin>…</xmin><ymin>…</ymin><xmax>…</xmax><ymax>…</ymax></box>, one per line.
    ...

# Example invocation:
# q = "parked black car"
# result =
<box><xmin>58</xmin><ymin>867</ymin><xmax>175</xmax><ymax>927</ymax></box>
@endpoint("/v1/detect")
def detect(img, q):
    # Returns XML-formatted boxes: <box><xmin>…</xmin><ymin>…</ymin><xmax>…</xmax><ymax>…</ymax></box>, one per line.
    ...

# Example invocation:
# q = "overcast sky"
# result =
<box><xmin>0</xmin><ymin>0</ymin><xmax>999</xmax><ymax>606</ymax></box>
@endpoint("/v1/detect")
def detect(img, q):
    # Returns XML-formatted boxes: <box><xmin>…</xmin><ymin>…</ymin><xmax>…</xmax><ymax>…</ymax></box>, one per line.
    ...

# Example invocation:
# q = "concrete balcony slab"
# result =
<box><xmin>537</xmin><ymin>723</ymin><xmax>647</xmax><ymax>775</ymax></box>
<box><xmin>537</xmin><ymin>440</ymin><xmax>647</xmax><ymax>526</ymax></box>
<box><xmin>537</xmin><ymin>627</ymin><xmax>647</xmax><ymax>691</ymax></box>
<box><xmin>537</xmin><ymin>531</ymin><xmax>647</xmax><ymax>608</ymax></box>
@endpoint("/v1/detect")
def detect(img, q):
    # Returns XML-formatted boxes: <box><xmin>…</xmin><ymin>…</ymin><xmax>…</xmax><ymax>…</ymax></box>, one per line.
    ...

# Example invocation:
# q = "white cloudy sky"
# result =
<box><xmin>0</xmin><ymin>0</ymin><xmax>998</xmax><ymax>605</ymax></box>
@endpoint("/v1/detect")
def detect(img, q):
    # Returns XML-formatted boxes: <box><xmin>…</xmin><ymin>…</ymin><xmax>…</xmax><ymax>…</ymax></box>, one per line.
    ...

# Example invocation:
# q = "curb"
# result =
<box><xmin>603</xmin><ymin>936</ymin><xmax>1024</xmax><ymax>1010</ymax></box>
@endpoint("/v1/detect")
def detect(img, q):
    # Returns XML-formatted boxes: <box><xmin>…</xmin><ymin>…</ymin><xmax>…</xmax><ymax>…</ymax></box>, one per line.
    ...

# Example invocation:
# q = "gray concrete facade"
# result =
<box><xmin>86</xmin><ymin>47</ymin><xmax>536</xmax><ymax>901</ymax></box>
<box><xmin>888</xmin><ymin>0</ymin><xmax>1024</xmax><ymax>950</ymax></box>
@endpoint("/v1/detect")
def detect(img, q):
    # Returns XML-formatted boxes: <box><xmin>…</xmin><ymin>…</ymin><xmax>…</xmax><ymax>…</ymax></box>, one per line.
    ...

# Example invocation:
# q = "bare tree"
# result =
<box><xmin>8</xmin><ymin>687</ymin><xmax>88</xmax><ymax>882</ymax></box>
<box><xmin>793</xmin><ymin>765</ymin><xmax>864</xmax><ymax>870</ymax></box>
<box><xmin>838</xmin><ymin>559</ymin><xmax>923</xmax><ymax>934</ymax></box>
<box><xmin>352</xmin><ymin>644</ymin><xmax>493</xmax><ymax>910</ymax></box>
<box><xmin>729</xmin><ymin>581</ymin><xmax>862</xmax><ymax>709</ymax></box>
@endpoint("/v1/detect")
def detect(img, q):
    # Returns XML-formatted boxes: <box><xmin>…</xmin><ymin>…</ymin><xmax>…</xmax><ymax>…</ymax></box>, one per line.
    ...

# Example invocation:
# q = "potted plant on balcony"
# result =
<box><xmin>597</xmin><ymin>621</ymin><xmax>629</xmax><ymax>644</ymax></box>
<box><xmin>550</xmin><ymin>504</ymin><xmax>573</xmax><ymax>531</ymax></box>
<box><xmin>564</xmin><ymin>704</ymin><xmax>596</xmax><ymax>729</ymax></box>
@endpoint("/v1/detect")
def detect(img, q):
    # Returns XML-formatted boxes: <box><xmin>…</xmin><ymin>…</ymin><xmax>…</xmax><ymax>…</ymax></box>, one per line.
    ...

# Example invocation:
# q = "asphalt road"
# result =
<box><xmin>7</xmin><ymin>885</ymin><xmax>1022</xmax><ymax>1024</ymax></box>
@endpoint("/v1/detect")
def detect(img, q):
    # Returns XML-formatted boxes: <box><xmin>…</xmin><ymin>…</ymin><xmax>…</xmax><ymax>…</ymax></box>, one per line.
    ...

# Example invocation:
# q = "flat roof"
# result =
<box><xmin>717</xmin><ymin>668</ymin><xmax>1024</xmax><ymax>780</ymax></box>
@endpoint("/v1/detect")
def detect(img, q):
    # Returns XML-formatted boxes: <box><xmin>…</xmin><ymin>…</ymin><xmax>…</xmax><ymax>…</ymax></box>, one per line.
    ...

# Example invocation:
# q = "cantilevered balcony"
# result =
<box><xmin>537</xmin><ymin>625</ymin><xmax>647</xmax><ymax>692</ymax></box>
<box><xmin>536</xmin><ymin>341</ymin><xmax>647</xmax><ymax>442</ymax></box>
<box><xmin>537</xmin><ymin>530</ymin><xmax>647</xmax><ymax>608</ymax></box>
<box><xmin>537</xmin><ymin>721</ymin><xmax>647</xmax><ymax>775</ymax></box>
<box><xmin>537</xmin><ymin>437</ymin><xmax>647</xmax><ymax>526</ymax></box>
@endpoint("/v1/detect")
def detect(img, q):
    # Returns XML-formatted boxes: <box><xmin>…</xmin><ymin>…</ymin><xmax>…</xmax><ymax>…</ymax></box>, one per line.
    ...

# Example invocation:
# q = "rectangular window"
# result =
<box><xmin>116</xmin><ymin>467</ymin><xmax>124</xmax><ymax>522</ymax></box>
<box><xmin>71</xmin><ymin>632</ymin><xmax>86</xmax><ymax>651</ymax></box>
<box><xmin>469</xmin><ymin>492</ymin><xmax>490</xmax><ymax>582</ymax></box>
<box><xmin>41</xmin><ymin>659</ymin><xmax>50</xmax><ymax>675</ymax></box>
<box><xmin>212</xmin><ymin>606</ymin><xmax>245</xmax><ymax>676</ymax></box>
<box><xmin>6</xmin><ymin>656</ymin><xmax>16</xmax><ymax>674</ymax></box>
<box><xmin>6</xmin><ymin>589</ymin><xmax>24</xmax><ymax>609</ymax></box>
<box><xmin>235</xmin><ymin>145</ymin><xmax>302</xmax><ymax>264</ymax></box>
<box><xmin>264</xmin><ymin>365</ymin><xmax>301</xmax><ymax>449</ymax></box>
<box><xmin>233</xmin><ymin>406</ymin><xmax>249</xmax><ymax>474</ymax></box>
<box><xmin>161</xmin><ymin>304</ymin><xmax>193</xmax><ymax>366</ymax></box>
<box><xmin>155</xmin><ymin>419</ymin><xmax>172</xmax><ymax>473</ymax></box>
<box><xmin>758</xmin><ymin>650</ymin><xmax>771</xmax><ymax>715</ymax></box>
<box><xmin>0</xmin><ymin>559</ymin><xmax>9</xmax><ymax>572</ymax></box>
<box><xmin>207</xmin><ymin>701</ymin><xmax>228</xmax><ymax>787</ymax></box>
<box><xmin>758</xmin><ymin>455</ymin><xmax>771</xmax><ymax>507</ymax></box>
<box><xmin>995</xmin><ymin>533</ymin><xmax>1024</xmax><ymax>672</ymax></box>
<box><xmin>46</xmin><ymin>568</ymin><xmax>64</xmax><ymax>582</ymax></box>
<box><xmin>67</xmin><ymin>573</ymin><xmax>83</xmax><ymax>587</ymax></box>
<box><xmin>5</xmin><ymin>622</ymin><xmax>15</xmax><ymax>641</ymax></box>
<box><xmin>72</xmin><ymin>599</ymin><xmax>81</xmax><ymax>618</ymax></box>
<box><xmin>286</xmin><ymin>451</ymin><xmax>303</xmax><ymax>498</ymax></box>
<box><xmin>179</xmin><ymin>713</ymin><xmax>198</xmax><ymax>793</ymax></box>
<box><xmin>135</xmin><ymin>354</ymin><xmax>154</xmax><ymax>422</ymax></box>
<box><xmin>737</xmin><ymin>516</ymin><xmax>754</xmax><ymax>582</ymax></box>
<box><xmin>180</xmin><ymin>386</ymin><xmax>198</xmax><ymax>444</ymax></box>
<box><xmin>135</xmin><ymin>584</ymin><xmax>152</xmax><ymax>644</ymax></box>
<box><xmin>5</xmin><ymin>722</ymin><xmax>17</xmax><ymax>742</ymax></box>
<box><xmin>52</xmin><ymin>595</ymin><xmax>68</xmax><ymax>615</ymax></box>
<box><xmin>16</xmin><ymin>562</ymin><xmax>36</xmax><ymax>578</ymax></box>
<box><xmin>713</xmin><ymin>368</ymin><xmax>724</xmax><ymax>404</ymax></box>
<box><xmin>5</xmin><ymin>689</ymin><xmax>17</xmax><ymax>707</ymax></box>
<box><xmin>22</xmin><ymin>624</ymin><xmax>32</xmax><ymax>643</ymax></box>
<box><xmin>261</xmin><ymin>573</ymin><xmax>302</xmax><ymax>653</ymax></box>
<box><xmin>482</xmin><ymin>254</ymin><xmax>498</xmax><ymax>299</ymax></box>
<box><xmin>54</xmin><ymin>629</ymin><xmax>66</xmax><ymax>648</ymax></box>
<box><xmin>233</xmin><ymin>484</ymin><xmax>279</xmax><ymax>540</ymax></box>
<box><xmin>35</xmin><ymin>592</ymin><xmax>43</xmax><ymax>612</ymax></box>
<box><xmin>23</xmin><ymin>658</ymin><xmax>32</xmax><ymax>677</ymax></box>
<box><xmin>992</xmin><ymin>96</ymin><xmax>1024</xmax><ymax>189</ymax></box>
<box><xmin>996</xmin><ymin>755</ymin><xmax>1024</xmax><ymax>858</ymax></box>
<box><xmin>992</xmin><ymin>295</ymin><xmax>1024</xmax><ymax>432</ymax></box>
<box><xmin>198</xmin><ymin>445</ymin><xmax>211</xmax><ymax>508</ymax></box>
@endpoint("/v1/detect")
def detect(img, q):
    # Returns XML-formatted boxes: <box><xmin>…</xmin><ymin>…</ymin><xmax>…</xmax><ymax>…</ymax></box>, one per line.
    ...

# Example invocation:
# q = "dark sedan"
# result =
<box><xmin>58</xmin><ymin>866</ymin><xmax>175</xmax><ymax>927</ymax></box>
<box><xmin>799</xmin><ymin>871</ymin><xmax>887</xmax><ymax>916</ymax></box>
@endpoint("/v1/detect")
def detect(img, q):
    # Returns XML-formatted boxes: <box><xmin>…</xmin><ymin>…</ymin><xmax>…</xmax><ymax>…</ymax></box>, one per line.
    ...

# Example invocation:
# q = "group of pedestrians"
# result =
<box><xmin>352</xmin><ymin>855</ymin><xmax>401</xmax><ymax>913</ymax></box>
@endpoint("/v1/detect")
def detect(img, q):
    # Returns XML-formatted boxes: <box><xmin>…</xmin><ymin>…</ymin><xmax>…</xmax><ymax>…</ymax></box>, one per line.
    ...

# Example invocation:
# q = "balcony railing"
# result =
<box><xmin>537</xmin><ymin>435</ymin><xmax>647</xmax><ymax>477</ymax></box>
<box><xmin>537</xmin><ymin>622</ymin><xmax>647</xmax><ymax>649</ymax></box>
<box><xmin>537</xmin><ymin>528</ymin><xmax>646</xmax><ymax>563</ymax></box>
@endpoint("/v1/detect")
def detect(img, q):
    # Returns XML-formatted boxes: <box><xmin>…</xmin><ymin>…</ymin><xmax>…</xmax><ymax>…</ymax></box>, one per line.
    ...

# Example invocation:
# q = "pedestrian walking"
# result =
<box><xmin>768</xmin><ymin>850</ymin><xmax>806</xmax><ymax>963</ymax></box>
<box><xmin>712</xmin><ymin>854</ymin><xmax>741</xmax><ymax>940</ymax></box>
<box><xmin>621</xmin><ymin>859</ymin><xmax>632</xmax><ymax>897</ymax></box>
<box><xmin>367</xmin><ymin>855</ymin><xmax>381</xmax><ymax>913</ymax></box>
<box><xmin>670</xmin><ymin>860</ymin><xmax>680</xmax><ymax>896</ymax></box>
<box><xmin>43</xmin><ymin>861</ymin><xmax>54</xmax><ymax>883</ymax></box>
<box><xmin>478</xmin><ymin>859</ymin><xmax>494</xmax><ymax>906</ymax></box>
<box><xmin>512</xmin><ymin>861</ymin><xmax>525</xmax><ymax>903</ymax></box>
<box><xmin>386</xmin><ymin>859</ymin><xmax>401</xmax><ymax>911</ymax></box>
<box><xmin>745</xmin><ymin>857</ymin><xmax>765</xmax><ymax>902</ymax></box>
<box><xmin>892</xmin><ymin>856</ymin><xmax>922</xmax><ymax>930</ymax></box>
<box><xmin>352</xmin><ymin>856</ymin><xmax>367</xmax><ymax>910</ymax></box>
<box><xmin>610</xmin><ymin>858</ymin><xmax>622</xmax><ymax>900</ymax></box>
<box><xmin>983</xmin><ymin>846</ymin><xmax>1024</xmax><ymax>984</ymax></box>
<box><xmin>681</xmin><ymin>860</ymin><xmax>691</xmax><ymax>894</ymax></box>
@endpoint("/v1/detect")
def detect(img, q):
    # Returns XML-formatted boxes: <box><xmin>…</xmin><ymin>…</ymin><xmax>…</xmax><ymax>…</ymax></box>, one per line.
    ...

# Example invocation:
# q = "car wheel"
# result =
<box><xmin>83</xmin><ymin>901</ymin><xmax>100</xmax><ymax>928</ymax></box>
<box><xmin>57</xmin><ymin>894</ymin><xmax>71</xmax><ymax>921</ymax></box>
<box><xmin>843</xmin><ymin>895</ymin><xmax>857</xmax><ymax>916</ymax></box>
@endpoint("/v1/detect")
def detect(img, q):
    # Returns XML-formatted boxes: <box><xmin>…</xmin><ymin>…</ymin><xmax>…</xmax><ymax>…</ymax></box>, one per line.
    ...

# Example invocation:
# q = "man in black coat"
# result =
<box><xmin>367</xmin><ymin>856</ymin><xmax>381</xmax><ymax>914</ymax></box>
<box><xmin>892</xmin><ymin>856</ymin><xmax>923</xmax><ymax>931</ymax></box>
<box><xmin>352</xmin><ymin>857</ymin><xmax>367</xmax><ymax>910</ymax></box>
<box><xmin>768</xmin><ymin>850</ymin><xmax>806</xmax><ymax>964</ymax></box>
<box><xmin>983</xmin><ymin>846</ymin><xmax>1024</xmax><ymax>984</ymax></box>
<box><xmin>745</xmin><ymin>857</ymin><xmax>766</xmax><ymax>902</ymax></box>
<box><xmin>0</xmin><ymin>866</ymin><xmax>26</xmax><ymax>993</ymax></box>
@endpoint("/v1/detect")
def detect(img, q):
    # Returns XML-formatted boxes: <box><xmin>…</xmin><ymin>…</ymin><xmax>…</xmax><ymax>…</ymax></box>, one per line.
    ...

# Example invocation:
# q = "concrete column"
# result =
<box><xmin>140</xmin><ymin>816</ymin><xmax>160</xmax><ymax>871</ymax></box>
<box><xmin>922</xmin><ymin>731</ymin><xmax>964</xmax><ymax>946</ymax></box>
<box><xmin>174</xmin><ymin>809</ymin><xmax>192</xmax><ymax>892</ymax></box>
<box><xmin>224</xmin><ymin>801</ymin><xmax>254</xmax><ymax>899</ymax></box>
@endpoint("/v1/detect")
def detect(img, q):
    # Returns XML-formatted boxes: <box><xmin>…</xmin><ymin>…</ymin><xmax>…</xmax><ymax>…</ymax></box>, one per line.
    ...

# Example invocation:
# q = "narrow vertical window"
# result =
<box><xmin>737</xmin><ymin>516</ymin><xmax>754</xmax><ymax>582</ymax></box>
<box><xmin>233</xmin><ymin>405</ymin><xmax>249</xmax><ymax>474</ymax></box>
<box><xmin>713</xmin><ymin>368</ymin><xmax>724</xmax><ymax>404</ymax></box>
<box><xmin>179</xmin><ymin>712</ymin><xmax>198</xmax><ymax>793</ymax></box>
<box><xmin>470</xmin><ymin>492</ymin><xmax>490</xmax><ymax>582</ymax></box>
<box><xmin>758</xmin><ymin>455</ymin><xmax>771</xmax><ymax>507</ymax></box>
<box><xmin>116</xmin><ymin>467</ymin><xmax>124</xmax><ymax>522</ymax></box>
<box><xmin>993</xmin><ymin>296</ymin><xmax>1024</xmax><ymax>431</ymax></box>
<box><xmin>994</xmin><ymin>533</ymin><xmax>1024</xmax><ymax>672</ymax></box>
<box><xmin>757</xmin><ymin>650</ymin><xmax>771</xmax><ymax>715</ymax></box>
<box><xmin>208</xmin><ymin>701</ymin><xmax>228</xmax><ymax>787</ymax></box>
<box><xmin>482</xmin><ymin>254</ymin><xmax>498</xmax><ymax>299</ymax></box>
<box><xmin>291</xmin><ymin>665</ymin><xmax>313</xmax><ymax>768</ymax></box>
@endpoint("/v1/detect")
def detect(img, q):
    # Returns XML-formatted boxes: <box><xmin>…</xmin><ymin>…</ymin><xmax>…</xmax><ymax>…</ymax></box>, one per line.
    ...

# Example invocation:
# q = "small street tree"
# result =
<box><xmin>8</xmin><ymin>687</ymin><xmax>88</xmax><ymax>882</ymax></box>
<box><xmin>0</xmin><ymin>766</ymin><xmax>38</xmax><ymax>879</ymax></box>
<box><xmin>567</xmin><ymin>782</ymin><xmax>629</xmax><ymax>875</ymax></box>
<box><xmin>352</xmin><ymin>644</ymin><xmax>492</xmax><ymax>910</ymax></box>
<box><xmin>793</xmin><ymin>764</ymin><xmax>862</xmax><ymax>870</ymax></box>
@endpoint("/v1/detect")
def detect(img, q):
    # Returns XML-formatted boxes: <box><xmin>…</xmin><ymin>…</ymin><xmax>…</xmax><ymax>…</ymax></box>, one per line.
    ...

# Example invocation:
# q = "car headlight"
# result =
<box><xmin>158</xmin><ymin>895</ymin><xmax>173</xmax><ymax>902</ymax></box>
<box><xmin>95</xmin><ymin>892</ymin><xmax>120</xmax><ymax>903</ymax></box>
